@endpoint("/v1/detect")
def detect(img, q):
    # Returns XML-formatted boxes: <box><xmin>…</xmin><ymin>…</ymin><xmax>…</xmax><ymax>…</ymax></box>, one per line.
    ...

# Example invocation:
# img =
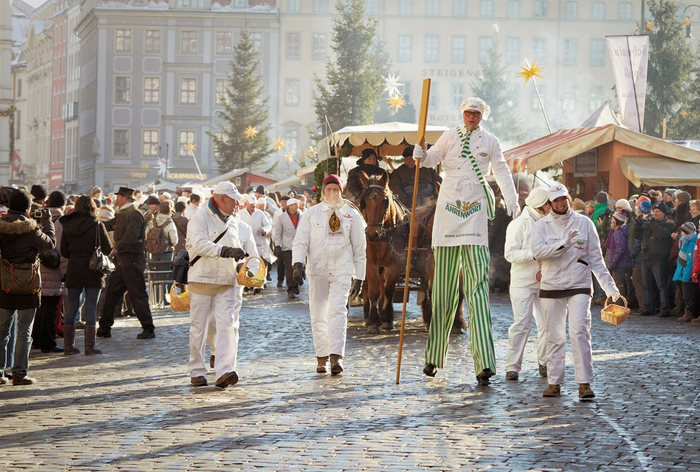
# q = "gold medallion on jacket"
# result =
<box><xmin>329</xmin><ymin>212</ymin><xmax>341</xmax><ymax>232</ymax></box>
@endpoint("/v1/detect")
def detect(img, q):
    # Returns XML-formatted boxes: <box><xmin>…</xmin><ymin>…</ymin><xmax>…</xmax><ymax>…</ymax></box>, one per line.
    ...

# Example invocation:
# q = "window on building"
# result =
<box><xmin>479</xmin><ymin>36</ymin><xmax>493</xmax><ymax>63</ymax></box>
<box><xmin>114</xmin><ymin>130</ymin><xmax>129</xmax><ymax>157</ymax></box>
<box><xmin>284</xmin><ymin>130</ymin><xmax>299</xmax><ymax>157</ymax></box>
<box><xmin>145</xmin><ymin>30</ymin><xmax>161</xmax><ymax>54</ymax></box>
<box><xmin>398</xmin><ymin>35</ymin><xmax>412</xmax><ymax>62</ymax></box>
<box><xmin>285</xmin><ymin>79</ymin><xmax>300</xmax><ymax>106</ymax></box>
<box><xmin>590</xmin><ymin>39</ymin><xmax>604</xmax><ymax>66</ymax></box>
<box><xmin>534</xmin><ymin>0</ymin><xmax>547</xmax><ymax>17</ymax></box>
<box><xmin>619</xmin><ymin>2</ymin><xmax>632</xmax><ymax>21</ymax></box>
<box><xmin>181</xmin><ymin>31</ymin><xmax>198</xmax><ymax>54</ymax></box>
<box><xmin>562</xmin><ymin>84</ymin><xmax>577</xmax><ymax>110</ymax></box>
<box><xmin>144</xmin><ymin>77</ymin><xmax>160</xmax><ymax>104</ymax></box>
<box><xmin>250</xmin><ymin>32</ymin><xmax>262</xmax><ymax>50</ymax></box>
<box><xmin>180</xmin><ymin>78</ymin><xmax>197</xmax><ymax>104</ymax></box>
<box><xmin>452</xmin><ymin>36</ymin><xmax>466</xmax><ymax>63</ymax></box>
<box><xmin>450</xmin><ymin>83</ymin><xmax>464</xmax><ymax>111</ymax></box>
<box><xmin>480</xmin><ymin>0</ymin><xmax>493</xmax><ymax>18</ymax></box>
<box><xmin>563</xmin><ymin>39</ymin><xmax>578</xmax><ymax>65</ymax></box>
<box><xmin>453</xmin><ymin>0</ymin><xmax>466</xmax><ymax>17</ymax></box>
<box><xmin>533</xmin><ymin>37</ymin><xmax>547</xmax><ymax>64</ymax></box>
<box><xmin>179</xmin><ymin>131</ymin><xmax>195</xmax><ymax>157</ymax></box>
<box><xmin>429</xmin><ymin>81</ymin><xmax>438</xmax><ymax>110</ymax></box>
<box><xmin>425</xmin><ymin>36</ymin><xmax>439</xmax><ymax>62</ymax></box>
<box><xmin>591</xmin><ymin>2</ymin><xmax>605</xmax><ymax>20</ymax></box>
<box><xmin>233</xmin><ymin>0</ymin><xmax>246</xmax><ymax>6</ymax></box>
<box><xmin>143</xmin><ymin>130</ymin><xmax>159</xmax><ymax>157</ymax></box>
<box><xmin>16</xmin><ymin>79</ymin><xmax>22</xmax><ymax>97</ymax></box>
<box><xmin>314</xmin><ymin>0</ymin><xmax>328</xmax><ymax>14</ymax></box>
<box><xmin>288</xmin><ymin>0</ymin><xmax>300</xmax><ymax>13</ymax></box>
<box><xmin>589</xmin><ymin>85</ymin><xmax>604</xmax><ymax>111</ymax></box>
<box><xmin>114</xmin><ymin>77</ymin><xmax>130</xmax><ymax>104</ymax></box>
<box><xmin>16</xmin><ymin>111</ymin><xmax>20</xmax><ymax>139</ymax></box>
<box><xmin>531</xmin><ymin>84</ymin><xmax>546</xmax><ymax>110</ymax></box>
<box><xmin>507</xmin><ymin>0</ymin><xmax>520</xmax><ymax>18</ymax></box>
<box><xmin>312</xmin><ymin>33</ymin><xmax>327</xmax><ymax>60</ymax></box>
<box><xmin>286</xmin><ymin>33</ymin><xmax>300</xmax><ymax>60</ymax></box>
<box><xmin>564</xmin><ymin>1</ymin><xmax>577</xmax><ymax>19</ymax></box>
<box><xmin>366</xmin><ymin>0</ymin><xmax>379</xmax><ymax>15</ymax></box>
<box><xmin>399</xmin><ymin>0</ymin><xmax>412</xmax><ymax>16</ymax></box>
<box><xmin>176</xmin><ymin>0</ymin><xmax>204</xmax><ymax>7</ymax></box>
<box><xmin>505</xmin><ymin>37</ymin><xmax>520</xmax><ymax>65</ymax></box>
<box><xmin>116</xmin><ymin>29</ymin><xmax>131</xmax><ymax>53</ymax></box>
<box><xmin>215</xmin><ymin>79</ymin><xmax>227</xmax><ymax>105</ymax></box>
<box><xmin>216</xmin><ymin>32</ymin><xmax>233</xmax><ymax>55</ymax></box>
<box><xmin>426</xmin><ymin>0</ymin><xmax>440</xmax><ymax>16</ymax></box>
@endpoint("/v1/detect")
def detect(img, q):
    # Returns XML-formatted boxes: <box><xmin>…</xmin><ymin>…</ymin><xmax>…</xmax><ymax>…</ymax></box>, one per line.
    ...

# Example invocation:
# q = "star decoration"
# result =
<box><xmin>492</xmin><ymin>23</ymin><xmax>500</xmax><ymax>33</ymax></box>
<box><xmin>245</xmin><ymin>125</ymin><xmax>258</xmax><ymax>139</ymax></box>
<box><xmin>518</xmin><ymin>61</ymin><xmax>544</xmax><ymax>85</ymax></box>
<box><xmin>185</xmin><ymin>142</ymin><xmax>196</xmax><ymax>153</ymax></box>
<box><xmin>307</xmin><ymin>146</ymin><xmax>318</xmax><ymax>157</ymax></box>
<box><xmin>273</xmin><ymin>138</ymin><xmax>285</xmax><ymax>151</ymax></box>
<box><xmin>387</xmin><ymin>93</ymin><xmax>405</xmax><ymax>112</ymax></box>
<box><xmin>680</xmin><ymin>110</ymin><xmax>690</xmax><ymax>118</ymax></box>
<box><xmin>383</xmin><ymin>74</ymin><xmax>404</xmax><ymax>97</ymax></box>
<box><xmin>646</xmin><ymin>21</ymin><xmax>655</xmax><ymax>31</ymax></box>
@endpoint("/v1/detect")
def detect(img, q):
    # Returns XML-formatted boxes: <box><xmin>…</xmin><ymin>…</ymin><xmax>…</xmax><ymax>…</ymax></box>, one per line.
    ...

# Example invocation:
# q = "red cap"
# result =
<box><xmin>322</xmin><ymin>174</ymin><xmax>344</xmax><ymax>191</ymax></box>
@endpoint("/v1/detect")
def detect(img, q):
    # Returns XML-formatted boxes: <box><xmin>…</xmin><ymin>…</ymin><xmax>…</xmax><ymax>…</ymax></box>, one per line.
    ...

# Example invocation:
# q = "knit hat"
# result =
<box><xmin>595</xmin><ymin>191</ymin><xmax>608</xmax><ymax>204</ymax></box>
<box><xmin>652</xmin><ymin>201</ymin><xmax>669</xmax><ymax>215</ymax></box>
<box><xmin>681</xmin><ymin>221</ymin><xmax>697</xmax><ymax>235</ymax></box>
<box><xmin>525</xmin><ymin>188</ymin><xmax>549</xmax><ymax>209</ymax></box>
<box><xmin>638</xmin><ymin>200</ymin><xmax>652</xmax><ymax>214</ymax></box>
<box><xmin>664</xmin><ymin>188</ymin><xmax>678</xmax><ymax>198</ymax></box>
<box><xmin>675</xmin><ymin>191</ymin><xmax>691</xmax><ymax>204</ymax></box>
<box><xmin>636</xmin><ymin>195</ymin><xmax>651</xmax><ymax>207</ymax></box>
<box><xmin>360</xmin><ymin>148</ymin><xmax>378</xmax><ymax>163</ymax></box>
<box><xmin>322</xmin><ymin>174</ymin><xmax>344</xmax><ymax>191</ymax></box>
<box><xmin>9</xmin><ymin>189</ymin><xmax>32</xmax><ymax>213</ymax></box>
<box><xmin>615</xmin><ymin>199</ymin><xmax>633</xmax><ymax>212</ymax></box>
<box><xmin>255</xmin><ymin>185</ymin><xmax>265</xmax><ymax>195</ymax></box>
<box><xmin>30</xmin><ymin>184</ymin><xmax>48</xmax><ymax>202</ymax></box>
<box><xmin>612</xmin><ymin>211</ymin><xmax>628</xmax><ymax>224</ymax></box>
<box><xmin>47</xmin><ymin>190</ymin><xmax>67</xmax><ymax>208</ymax></box>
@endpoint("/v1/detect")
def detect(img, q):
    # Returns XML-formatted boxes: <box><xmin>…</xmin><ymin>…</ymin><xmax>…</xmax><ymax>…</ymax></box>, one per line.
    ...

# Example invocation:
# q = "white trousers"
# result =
<box><xmin>505</xmin><ymin>287</ymin><xmax>547</xmax><ymax>373</ymax></box>
<box><xmin>308</xmin><ymin>274</ymin><xmax>352</xmax><ymax>358</ymax></box>
<box><xmin>189</xmin><ymin>287</ymin><xmax>242</xmax><ymax>379</ymax></box>
<box><xmin>206</xmin><ymin>286</ymin><xmax>244</xmax><ymax>357</ymax></box>
<box><xmin>540</xmin><ymin>294</ymin><xmax>593</xmax><ymax>385</ymax></box>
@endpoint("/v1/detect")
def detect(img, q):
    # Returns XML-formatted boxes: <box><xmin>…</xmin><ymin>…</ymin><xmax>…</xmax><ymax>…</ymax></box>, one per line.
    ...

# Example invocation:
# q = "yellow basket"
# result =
<box><xmin>236</xmin><ymin>256</ymin><xmax>267</xmax><ymax>288</ymax></box>
<box><xmin>601</xmin><ymin>295</ymin><xmax>630</xmax><ymax>326</ymax></box>
<box><xmin>170</xmin><ymin>283</ymin><xmax>191</xmax><ymax>312</ymax></box>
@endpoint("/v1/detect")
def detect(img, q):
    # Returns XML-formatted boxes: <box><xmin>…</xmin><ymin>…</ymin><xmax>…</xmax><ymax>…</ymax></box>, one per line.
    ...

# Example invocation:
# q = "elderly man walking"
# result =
<box><xmin>274</xmin><ymin>198</ymin><xmax>302</xmax><ymax>298</ymax></box>
<box><xmin>187</xmin><ymin>182</ymin><xmax>248</xmax><ymax>389</ymax></box>
<box><xmin>414</xmin><ymin>97</ymin><xmax>520</xmax><ymax>386</ymax></box>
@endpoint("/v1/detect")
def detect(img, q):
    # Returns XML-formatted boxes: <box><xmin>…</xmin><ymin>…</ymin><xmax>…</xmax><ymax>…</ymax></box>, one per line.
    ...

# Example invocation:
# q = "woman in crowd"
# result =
<box><xmin>675</xmin><ymin>222</ymin><xmax>699</xmax><ymax>322</ymax></box>
<box><xmin>605</xmin><ymin>211</ymin><xmax>630</xmax><ymax>299</ymax></box>
<box><xmin>59</xmin><ymin>195</ymin><xmax>112</xmax><ymax>355</ymax></box>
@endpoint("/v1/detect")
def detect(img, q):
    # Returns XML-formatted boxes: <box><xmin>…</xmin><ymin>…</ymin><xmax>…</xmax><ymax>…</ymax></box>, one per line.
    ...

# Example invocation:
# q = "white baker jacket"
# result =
<box><xmin>239</xmin><ymin>208</ymin><xmax>273</xmax><ymax>263</ymax></box>
<box><xmin>186</xmin><ymin>205</ymin><xmax>243</xmax><ymax>286</ymax></box>
<box><xmin>504</xmin><ymin>206</ymin><xmax>542</xmax><ymax>290</ymax></box>
<box><xmin>236</xmin><ymin>218</ymin><xmax>261</xmax><ymax>274</ymax></box>
<box><xmin>422</xmin><ymin>125</ymin><xmax>518</xmax><ymax>247</ymax></box>
<box><xmin>530</xmin><ymin>210</ymin><xmax>617</xmax><ymax>295</ymax></box>
<box><xmin>292</xmin><ymin>200</ymin><xmax>367</xmax><ymax>279</ymax></box>
<box><xmin>274</xmin><ymin>210</ymin><xmax>302</xmax><ymax>251</ymax></box>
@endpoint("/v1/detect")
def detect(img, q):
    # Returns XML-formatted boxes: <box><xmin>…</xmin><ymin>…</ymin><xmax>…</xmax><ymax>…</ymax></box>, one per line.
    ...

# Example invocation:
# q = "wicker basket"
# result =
<box><xmin>601</xmin><ymin>295</ymin><xmax>629</xmax><ymax>326</ymax></box>
<box><xmin>236</xmin><ymin>256</ymin><xmax>267</xmax><ymax>288</ymax></box>
<box><xmin>170</xmin><ymin>283</ymin><xmax>191</xmax><ymax>312</ymax></box>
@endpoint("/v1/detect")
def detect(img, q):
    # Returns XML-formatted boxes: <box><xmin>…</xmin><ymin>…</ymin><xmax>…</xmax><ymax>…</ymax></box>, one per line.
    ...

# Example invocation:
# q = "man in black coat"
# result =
<box><xmin>0</xmin><ymin>189</ymin><xmax>55</xmax><ymax>385</ymax></box>
<box><xmin>389</xmin><ymin>146</ymin><xmax>442</xmax><ymax>207</ymax></box>
<box><xmin>345</xmin><ymin>149</ymin><xmax>386</xmax><ymax>203</ymax></box>
<box><xmin>97</xmin><ymin>187</ymin><xmax>156</xmax><ymax>339</ymax></box>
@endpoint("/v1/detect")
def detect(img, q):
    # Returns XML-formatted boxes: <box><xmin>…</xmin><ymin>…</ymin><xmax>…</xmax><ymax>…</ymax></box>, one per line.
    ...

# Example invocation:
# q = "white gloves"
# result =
<box><xmin>607</xmin><ymin>290</ymin><xmax>621</xmax><ymax>302</ymax></box>
<box><xmin>507</xmin><ymin>203</ymin><xmax>521</xmax><ymax>219</ymax></box>
<box><xmin>413</xmin><ymin>144</ymin><xmax>425</xmax><ymax>161</ymax></box>
<box><xmin>564</xmin><ymin>229</ymin><xmax>581</xmax><ymax>249</ymax></box>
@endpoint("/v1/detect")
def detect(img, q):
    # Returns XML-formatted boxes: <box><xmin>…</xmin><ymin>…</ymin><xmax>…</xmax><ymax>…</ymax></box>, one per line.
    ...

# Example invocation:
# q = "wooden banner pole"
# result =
<box><xmin>396</xmin><ymin>78</ymin><xmax>431</xmax><ymax>385</ymax></box>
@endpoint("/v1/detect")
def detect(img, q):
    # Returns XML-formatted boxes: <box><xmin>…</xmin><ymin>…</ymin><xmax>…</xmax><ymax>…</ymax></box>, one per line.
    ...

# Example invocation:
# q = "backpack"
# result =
<box><xmin>145</xmin><ymin>218</ymin><xmax>171</xmax><ymax>255</ymax></box>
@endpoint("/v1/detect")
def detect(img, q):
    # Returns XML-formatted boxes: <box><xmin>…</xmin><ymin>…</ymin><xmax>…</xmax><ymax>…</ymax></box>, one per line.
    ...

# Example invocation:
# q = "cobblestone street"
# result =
<box><xmin>1</xmin><ymin>288</ymin><xmax>699</xmax><ymax>471</ymax></box>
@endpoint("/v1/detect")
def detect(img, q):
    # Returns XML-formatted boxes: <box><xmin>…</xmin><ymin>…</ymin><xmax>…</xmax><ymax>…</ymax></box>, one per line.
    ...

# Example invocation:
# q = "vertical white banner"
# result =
<box><xmin>606</xmin><ymin>35</ymin><xmax>649</xmax><ymax>133</ymax></box>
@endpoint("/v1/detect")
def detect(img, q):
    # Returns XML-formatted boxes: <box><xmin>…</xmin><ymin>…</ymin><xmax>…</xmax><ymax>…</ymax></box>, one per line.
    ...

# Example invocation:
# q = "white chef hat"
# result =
<box><xmin>460</xmin><ymin>97</ymin><xmax>491</xmax><ymax>121</ymax></box>
<box><xmin>256</xmin><ymin>198</ymin><xmax>267</xmax><ymax>206</ymax></box>
<box><xmin>525</xmin><ymin>188</ymin><xmax>549</xmax><ymax>209</ymax></box>
<box><xmin>287</xmin><ymin>198</ymin><xmax>300</xmax><ymax>206</ymax></box>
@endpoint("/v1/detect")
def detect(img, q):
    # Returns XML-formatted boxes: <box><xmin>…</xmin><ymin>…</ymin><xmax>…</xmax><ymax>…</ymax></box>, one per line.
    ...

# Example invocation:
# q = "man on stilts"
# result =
<box><xmin>413</xmin><ymin>97</ymin><xmax>520</xmax><ymax>386</ymax></box>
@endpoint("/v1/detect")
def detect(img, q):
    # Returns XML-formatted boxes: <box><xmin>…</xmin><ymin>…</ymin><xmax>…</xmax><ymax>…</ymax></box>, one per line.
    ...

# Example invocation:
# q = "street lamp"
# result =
<box><xmin>684</xmin><ymin>5</ymin><xmax>700</xmax><ymax>39</ymax></box>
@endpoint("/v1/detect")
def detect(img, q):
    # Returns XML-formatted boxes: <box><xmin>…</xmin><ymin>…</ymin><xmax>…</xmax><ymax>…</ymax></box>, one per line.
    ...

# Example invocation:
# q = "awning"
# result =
<box><xmin>619</xmin><ymin>156</ymin><xmax>700</xmax><ymax>187</ymax></box>
<box><xmin>329</xmin><ymin>122</ymin><xmax>449</xmax><ymax>148</ymax></box>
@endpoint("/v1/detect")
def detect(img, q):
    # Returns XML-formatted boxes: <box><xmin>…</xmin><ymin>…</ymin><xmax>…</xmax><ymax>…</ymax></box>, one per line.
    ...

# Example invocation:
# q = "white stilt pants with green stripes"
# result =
<box><xmin>425</xmin><ymin>245</ymin><xmax>496</xmax><ymax>375</ymax></box>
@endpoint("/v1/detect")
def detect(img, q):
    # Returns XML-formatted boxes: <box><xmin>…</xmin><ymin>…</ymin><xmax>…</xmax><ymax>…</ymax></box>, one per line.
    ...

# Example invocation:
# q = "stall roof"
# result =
<box><xmin>505</xmin><ymin>124</ymin><xmax>700</xmax><ymax>173</ymax></box>
<box><xmin>619</xmin><ymin>156</ymin><xmax>700</xmax><ymax>187</ymax></box>
<box><xmin>329</xmin><ymin>122</ymin><xmax>448</xmax><ymax>147</ymax></box>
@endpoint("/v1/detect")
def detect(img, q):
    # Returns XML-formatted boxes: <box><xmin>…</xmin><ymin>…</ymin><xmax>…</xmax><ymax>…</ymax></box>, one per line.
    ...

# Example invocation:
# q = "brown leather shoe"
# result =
<box><xmin>190</xmin><ymin>376</ymin><xmax>207</xmax><ymax>387</ymax></box>
<box><xmin>543</xmin><ymin>384</ymin><xmax>561</xmax><ymax>397</ymax></box>
<box><xmin>316</xmin><ymin>356</ymin><xmax>329</xmax><ymax>373</ymax></box>
<box><xmin>677</xmin><ymin>310</ymin><xmax>695</xmax><ymax>322</ymax></box>
<box><xmin>215</xmin><ymin>371</ymin><xmax>239</xmax><ymax>389</ymax></box>
<box><xmin>330</xmin><ymin>354</ymin><xmax>343</xmax><ymax>375</ymax></box>
<box><xmin>692</xmin><ymin>316</ymin><xmax>700</xmax><ymax>323</ymax></box>
<box><xmin>12</xmin><ymin>375</ymin><xmax>36</xmax><ymax>385</ymax></box>
<box><xmin>579</xmin><ymin>383</ymin><xmax>595</xmax><ymax>400</ymax></box>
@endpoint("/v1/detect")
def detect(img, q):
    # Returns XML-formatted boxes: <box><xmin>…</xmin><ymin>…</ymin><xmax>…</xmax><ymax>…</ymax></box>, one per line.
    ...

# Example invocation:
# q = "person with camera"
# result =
<box><xmin>60</xmin><ymin>195</ymin><xmax>113</xmax><ymax>355</ymax></box>
<box><xmin>187</xmin><ymin>181</ymin><xmax>248</xmax><ymax>389</ymax></box>
<box><xmin>97</xmin><ymin>187</ymin><xmax>156</xmax><ymax>339</ymax></box>
<box><xmin>0</xmin><ymin>189</ymin><xmax>56</xmax><ymax>385</ymax></box>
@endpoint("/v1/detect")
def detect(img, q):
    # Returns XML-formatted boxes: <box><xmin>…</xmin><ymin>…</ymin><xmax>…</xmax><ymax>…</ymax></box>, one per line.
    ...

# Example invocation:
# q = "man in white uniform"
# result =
<box><xmin>504</xmin><ymin>187</ymin><xmax>550</xmax><ymax>381</ymax></box>
<box><xmin>414</xmin><ymin>97</ymin><xmax>520</xmax><ymax>386</ymax></box>
<box><xmin>186</xmin><ymin>182</ymin><xmax>247</xmax><ymax>389</ymax></box>
<box><xmin>531</xmin><ymin>184</ymin><xmax>620</xmax><ymax>400</ymax></box>
<box><xmin>292</xmin><ymin>175</ymin><xmax>366</xmax><ymax>375</ymax></box>
<box><xmin>274</xmin><ymin>198</ymin><xmax>302</xmax><ymax>298</ymax></box>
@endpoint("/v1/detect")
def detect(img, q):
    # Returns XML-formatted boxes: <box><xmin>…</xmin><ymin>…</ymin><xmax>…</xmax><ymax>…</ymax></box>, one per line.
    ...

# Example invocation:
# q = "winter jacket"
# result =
<box><xmin>504</xmin><ymin>206</ymin><xmax>542</xmax><ymax>290</ymax></box>
<box><xmin>60</xmin><ymin>211</ymin><xmax>113</xmax><ymax>288</ymax></box>
<box><xmin>0</xmin><ymin>211</ymin><xmax>55</xmax><ymax>310</ymax></box>
<box><xmin>604</xmin><ymin>226</ymin><xmax>629</xmax><ymax>271</ymax></box>
<box><xmin>346</xmin><ymin>161</ymin><xmax>386</xmax><ymax>203</ymax></box>
<box><xmin>145</xmin><ymin>213</ymin><xmax>178</xmax><ymax>254</ymax></box>
<box><xmin>104</xmin><ymin>203</ymin><xmax>146</xmax><ymax>255</ymax></box>
<box><xmin>627</xmin><ymin>216</ymin><xmax>643</xmax><ymax>264</ymax></box>
<box><xmin>635</xmin><ymin>215</ymin><xmax>675</xmax><ymax>261</ymax></box>
<box><xmin>674</xmin><ymin>234</ymin><xmax>697</xmax><ymax>283</ymax></box>
<box><xmin>591</xmin><ymin>202</ymin><xmax>608</xmax><ymax>229</ymax></box>
<box><xmin>273</xmin><ymin>211</ymin><xmax>302</xmax><ymax>251</ymax></box>
<box><xmin>389</xmin><ymin>163</ymin><xmax>441</xmax><ymax>205</ymax></box>
<box><xmin>40</xmin><ymin>207</ymin><xmax>68</xmax><ymax>296</ymax></box>
<box><xmin>173</xmin><ymin>213</ymin><xmax>188</xmax><ymax>254</ymax></box>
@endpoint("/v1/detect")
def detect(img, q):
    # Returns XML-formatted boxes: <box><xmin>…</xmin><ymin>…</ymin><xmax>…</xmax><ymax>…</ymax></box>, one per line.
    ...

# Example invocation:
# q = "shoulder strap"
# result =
<box><xmin>188</xmin><ymin>227</ymin><xmax>228</xmax><ymax>267</ymax></box>
<box><xmin>94</xmin><ymin>222</ymin><xmax>101</xmax><ymax>250</ymax></box>
<box><xmin>456</xmin><ymin>126</ymin><xmax>495</xmax><ymax>221</ymax></box>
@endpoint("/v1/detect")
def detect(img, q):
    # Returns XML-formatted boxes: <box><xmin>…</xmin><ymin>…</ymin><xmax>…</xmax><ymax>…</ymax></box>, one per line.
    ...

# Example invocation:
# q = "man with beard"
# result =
<box><xmin>292</xmin><ymin>175</ymin><xmax>366</xmax><ymax>375</ymax></box>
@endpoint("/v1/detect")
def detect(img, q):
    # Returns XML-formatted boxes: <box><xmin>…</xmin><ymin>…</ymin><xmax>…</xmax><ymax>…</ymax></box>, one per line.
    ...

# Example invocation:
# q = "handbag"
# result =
<box><xmin>89</xmin><ymin>222</ymin><xmax>115</xmax><ymax>275</ymax></box>
<box><xmin>0</xmin><ymin>258</ymin><xmax>41</xmax><ymax>294</ymax></box>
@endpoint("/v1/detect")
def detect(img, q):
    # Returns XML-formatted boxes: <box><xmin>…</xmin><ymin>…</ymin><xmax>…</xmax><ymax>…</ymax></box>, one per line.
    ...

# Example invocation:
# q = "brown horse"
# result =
<box><xmin>358</xmin><ymin>171</ymin><xmax>408</xmax><ymax>334</ymax></box>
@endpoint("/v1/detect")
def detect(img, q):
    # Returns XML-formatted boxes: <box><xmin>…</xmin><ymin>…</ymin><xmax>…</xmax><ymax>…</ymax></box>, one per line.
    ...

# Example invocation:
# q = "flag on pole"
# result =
<box><xmin>606</xmin><ymin>35</ymin><xmax>649</xmax><ymax>133</ymax></box>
